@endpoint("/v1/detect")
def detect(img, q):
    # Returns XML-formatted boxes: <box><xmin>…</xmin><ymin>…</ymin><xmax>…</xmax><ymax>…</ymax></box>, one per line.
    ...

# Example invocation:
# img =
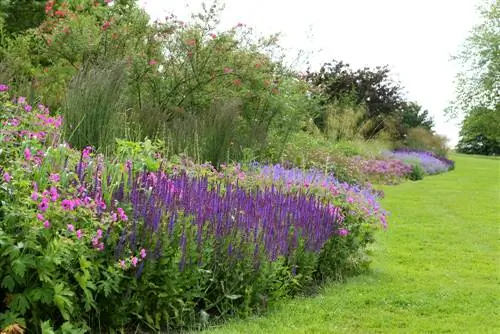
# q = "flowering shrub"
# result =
<box><xmin>387</xmin><ymin>149</ymin><xmax>454</xmax><ymax>175</ymax></box>
<box><xmin>0</xmin><ymin>87</ymin><xmax>386</xmax><ymax>332</ymax></box>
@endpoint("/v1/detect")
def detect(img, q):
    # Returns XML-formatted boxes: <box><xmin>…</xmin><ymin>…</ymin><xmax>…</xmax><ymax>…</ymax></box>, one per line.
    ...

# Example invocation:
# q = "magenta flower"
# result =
<box><xmin>117</xmin><ymin>207</ymin><xmax>128</xmax><ymax>221</ymax></box>
<box><xmin>36</xmin><ymin>213</ymin><xmax>45</xmax><ymax>221</ymax></box>
<box><xmin>24</xmin><ymin>105</ymin><xmax>32</xmax><ymax>112</ymax></box>
<box><xmin>76</xmin><ymin>229</ymin><xmax>83</xmax><ymax>239</ymax></box>
<box><xmin>96</xmin><ymin>229</ymin><xmax>103</xmax><ymax>238</ymax></box>
<box><xmin>2</xmin><ymin>172</ymin><xmax>12</xmax><ymax>183</ymax></box>
<box><xmin>67</xmin><ymin>224</ymin><xmax>75</xmax><ymax>232</ymax></box>
<box><xmin>131</xmin><ymin>256</ymin><xmax>138</xmax><ymax>267</ymax></box>
<box><xmin>140</xmin><ymin>248</ymin><xmax>147</xmax><ymax>259</ymax></box>
<box><xmin>43</xmin><ymin>220</ymin><xmax>51</xmax><ymax>229</ymax></box>
<box><xmin>0</xmin><ymin>84</ymin><xmax>8</xmax><ymax>91</ymax></box>
<box><xmin>338</xmin><ymin>228</ymin><xmax>349</xmax><ymax>236</ymax></box>
<box><xmin>49</xmin><ymin>173</ymin><xmax>60</xmax><ymax>183</ymax></box>
<box><xmin>17</xmin><ymin>96</ymin><xmax>26</xmax><ymax>104</ymax></box>
<box><xmin>31</xmin><ymin>191</ymin><xmax>39</xmax><ymax>201</ymax></box>
<box><xmin>61</xmin><ymin>199</ymin><xmax>75</xmax><ymax>211</ymax></box>
<box><xmin>50</xmin><ymin>186</ymin><xmax>59</xmax><ymax>202</ymax></box>
<box><xmin>24</xmin><ymin>147</ymin><xmax>31</xmax><ymax>161</ymax></box>
<box><xmin>82</xmin><ymin>146</ymin><xmax>92</xmax><ymax>159</ymax></box>
<box><xmin>38</xmin><ymin>199</ymin><xmax>49</xmax><ymax>212</ymax></box>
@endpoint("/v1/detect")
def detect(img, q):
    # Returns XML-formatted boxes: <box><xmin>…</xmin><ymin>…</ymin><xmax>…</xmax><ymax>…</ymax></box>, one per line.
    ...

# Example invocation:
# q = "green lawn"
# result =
<box><xmin>202</xmin><ymin>154</ymin><xmax>500</xmax><ymax>334</ymax></box>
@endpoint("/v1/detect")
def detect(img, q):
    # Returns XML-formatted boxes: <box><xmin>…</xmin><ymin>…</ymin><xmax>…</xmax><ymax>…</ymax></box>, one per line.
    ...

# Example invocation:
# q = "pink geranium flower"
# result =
<box><xmin>3</xmin><ymin>172</ymin><xmax>11</xmax><ymax>183</ymax></box>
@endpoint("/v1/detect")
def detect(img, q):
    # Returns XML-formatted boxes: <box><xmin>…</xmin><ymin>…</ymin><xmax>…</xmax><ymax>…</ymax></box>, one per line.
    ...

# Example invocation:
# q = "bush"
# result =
<box><xmin>399</xmin><ymin>127</ymin><xmax>450</xmax><ymax>157</ymax></box>
<box><xmin>387</xmin><ymin>149</ymin><xmax>454</xmax><ymax>175</ymax></box>
<box><xmin>408</xmin><ymin>163</ymin><xmax>425</xmax><ymax>181</ymax></box>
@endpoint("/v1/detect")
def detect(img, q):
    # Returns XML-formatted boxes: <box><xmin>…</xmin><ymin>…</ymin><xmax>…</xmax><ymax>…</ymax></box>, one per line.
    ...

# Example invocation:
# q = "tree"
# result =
<box><xmin>305</xmin><ymin>60</ymin><xmax>434</xmax><ymax>139</ymax></box>
<box><xmin>396</xmin><ymin>101</ymin><xmax>434</xmax><ymax>138</ymax></box>
<box><xmin>448</xmin><ymin>0</ymin><xmax>500</xmax><ymax>117</ymax></box>
<box><xmin>456</xmin><ymin>106</ymin><xmax>500</xmax><ymax>155</ymax></box>
<box><xmin>0</xmin><ymin>0</ymin><xmax>47</xmax><ymax>36</ymax></box>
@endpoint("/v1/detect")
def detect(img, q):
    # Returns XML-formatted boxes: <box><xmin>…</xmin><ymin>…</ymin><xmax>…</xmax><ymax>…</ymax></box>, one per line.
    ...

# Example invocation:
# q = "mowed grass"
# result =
<box><xmin>202</xmin><ymin>154</ymin><xmax>500</xmax><ymax>334</ymax></box>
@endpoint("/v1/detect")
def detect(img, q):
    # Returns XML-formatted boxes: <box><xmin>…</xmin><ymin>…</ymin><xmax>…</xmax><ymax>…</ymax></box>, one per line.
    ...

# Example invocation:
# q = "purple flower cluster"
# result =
<box><xmin>253</xmin><ymin>164</ymin><xmax>388</xmax><ymax>228</ymax></box>
<box><xmin>115</xmin><ymin>170</ymin><xmax>345</xmax><ymax>268</ymax></box>
<box><xmin>349</xmin><ymin>156</ymin><xmax>413</xmax><ymax>183</ymax></box>
<box><xmin>387</xmin><ymin>149</ymin><xmax>454</xmax><ymax>175</ymax></box>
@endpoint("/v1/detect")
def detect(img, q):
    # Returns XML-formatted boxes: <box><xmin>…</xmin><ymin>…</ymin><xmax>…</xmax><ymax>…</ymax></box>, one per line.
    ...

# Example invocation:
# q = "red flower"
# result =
<box><xmin>210</xmin><ymin>33</ymin><xmax>217</xmax><ymax>39</ymax></box>
<box><xmin>102</xmin><ymin>21</ymin><xmax>111</xmax><ymax>31</ymax></box>
<box><xmin>233</xmin><ymin>79</ymin><xmax>242</xmax><ymax>86</ymax></box>
<box><xmin>54</xmin><ymin>10</ymin><xmax>65</xmax><ymax>17</ymax></box>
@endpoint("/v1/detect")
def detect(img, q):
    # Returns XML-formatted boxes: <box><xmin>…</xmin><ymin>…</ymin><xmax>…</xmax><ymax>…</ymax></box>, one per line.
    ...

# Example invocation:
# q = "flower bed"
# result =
<box><xmin>386</xmin><ymin>149</ymin><xmax>454</xmax><ymax>175</ymax></box>
<box><xmin>0</xmin><ymin>88</ymin><xmax>386</xmax><ymax>332</ymax></box>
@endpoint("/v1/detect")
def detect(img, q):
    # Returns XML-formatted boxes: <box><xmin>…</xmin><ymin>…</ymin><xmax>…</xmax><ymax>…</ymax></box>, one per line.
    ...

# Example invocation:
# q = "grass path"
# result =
<box><xmin>204</xmin><ymin>154</ymin><xmax>500</xmax><ymax>333</ymax></box>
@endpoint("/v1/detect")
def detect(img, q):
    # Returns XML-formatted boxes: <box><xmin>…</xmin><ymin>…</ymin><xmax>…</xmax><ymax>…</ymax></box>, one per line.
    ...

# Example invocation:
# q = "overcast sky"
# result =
<box><xmin>142</xmin><ymin>0</ymin><xmax>481</xmax><ymax>146</ymax></box>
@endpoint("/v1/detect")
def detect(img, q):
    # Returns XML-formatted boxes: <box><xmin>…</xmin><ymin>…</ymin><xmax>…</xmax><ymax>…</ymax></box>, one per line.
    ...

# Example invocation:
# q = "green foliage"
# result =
<box><xmin>62</xmin><ymin>63</ymin><xmax>128</xmax><ymax>153</ymax></box>
<box><xmin>400</xmin><ymin>127</ymin><xmax>450</xmax><ymax>157</ymax></box>
<box><xmin>448</xmin><ymin>0</ymin><xmax>500</xmax><ymax>117</ymax></box>
<box><xmin>408</xmin><ymin>163</ymin><xmax>425</xmax><ymax>181</ymax></box>
<box><xmin>456</xmin><ymin>106</ymin><xmax>500</xmax><ymax>155</ymax></box>
<box><xmin>305</xmin><ymin>60</ymin><xmax>434</xmax><ymax>140</ymax></box>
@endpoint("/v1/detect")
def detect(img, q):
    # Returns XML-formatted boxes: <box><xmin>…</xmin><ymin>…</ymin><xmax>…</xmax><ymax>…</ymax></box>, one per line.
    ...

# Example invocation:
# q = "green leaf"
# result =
<box><xmin>9</xmin><ymin>294</ymin><xmax>30</xmax><ymax>314</ymax></box>
<box><xmin>1</xmin><ymin>275</ymin><xmax>15</xmax><ymax>292</ymax></box>
<box><xmin>12</xmin><ymin>258</ymin><xmax>27</xmax><ymax>278</ymax></box>
<box><xmin>53</xmin><ymin>283</ymin><xmax>75</xmax><ymax>321</ymax></box>
<box><xmin>40</xmin><ymin>320</ymin><xmax>56</xmax><ymax>334</ymax></box>
<box><xmin>27</xmin><ymin>287</ymin><xmax>53</xmax><ymax>304</ymax></box>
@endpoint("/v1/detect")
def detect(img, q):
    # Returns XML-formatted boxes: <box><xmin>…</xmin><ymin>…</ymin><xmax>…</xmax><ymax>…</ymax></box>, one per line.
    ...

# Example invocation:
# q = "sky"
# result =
<box><xmin>142</xmin><ymin>0</ymin><xmax>481</xmax><ymax>146</ymax></box>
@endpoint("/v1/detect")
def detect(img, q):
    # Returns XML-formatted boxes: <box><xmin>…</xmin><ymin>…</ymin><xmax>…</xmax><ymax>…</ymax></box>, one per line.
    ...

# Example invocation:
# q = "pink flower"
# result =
<box><xmin>96</xmin><ymin>229</ymin><xmax>103</xmax><ymax>238</ymax></box>
<box><xmin>61</xmin><ymin>199</ymin><xmax>75</xmax><ymax>211</ymax></box>
<box><xmin>43</xmin><ymin>220</ymin><xmax>51</xmax><ymax>229</ymax></box>
<box><xmin>210</xmin><ymin>33</ymin><xmax>217</xmax><ymax>39</ymax></box>
<box><xmin>76</xmin><ymin>229</ymin><xmax>83</xmax><ymax>239</ymax></box>
<box><xmin>50</xmin><ymin>186</ymin><xmax>59</xmax><ymax>202</ymax></box>
<box><xmin>117</xmin><ymin>207</ymin><xmax>128</xmax><ymax>221</ymax></box>
<box><xmin>36</xmin><ymin>213</ymin><xmax>45</xmax><ymax>221</ymax></box>
<box><xmin>24</xmin><ymin>105</ymin><xmax>32</xmax><ymax>112</ymax></box>
<box><xmin>17</xmin><ymin>96</ymin><xmax>26</xmax><ymax>104</ymax></box>
<box><xmin>119</xmin><ymin>260</ymin><xmax>126</xmax><ymax>269</ymax></box>
<box><xmin>131</xmin><ymin>256</ymin><xmax>138</xmax><ymax>267</ymax></box>
<box><xmin>347</xmin><ymin>197</ymin><xmax>354</xmax><ymax>204</ymax></box>
<box><xmin>67</xmin><ymin>224</ymin><xmax>75</xmax><ymax>232</ymax></box>
<box><xmin>24</xmin><ymin>148</ymin><xmax>31</xmax><ymax>161</ymax></box>
<box><xmin>31</xmin><ymin>191</ymin><xmax>39</xmax><ymax>201</ymax></box>
<box><xmin>223</xmin><ymin>67</ymin><xmax>233</xmax><ymax>74</ymax></box>
<box><xmin>102</xmin><ymin>21</ymin><xmax>111</xmax><ymax>30</ymax></box>
<box><xmin>2</xmin><ymin>172</ymin><xmax>11</xmax><ymax>183</ymax></box>
<box><xmin>49</xmin><ymin>173</ymin><xmax>60</xmax><ymax>183</ymax></box>
<box><xmin>149</xmin><ymin>59</ymin><xmax>157</xmax><ymax>65</ymax></box>
<box><xmin>38</xmin><ymin>199</ymin><xmax>49</xmax><ymax>212</ymax></box>
<box><xmin>140</xmin><ymin>248</ymin><xmax>147</xmax><ymax>259</ymax></box>
<box><xmin>338</xmin><ymin>228</ymin><xmax>349</xmax><ymax>237</ymax></box>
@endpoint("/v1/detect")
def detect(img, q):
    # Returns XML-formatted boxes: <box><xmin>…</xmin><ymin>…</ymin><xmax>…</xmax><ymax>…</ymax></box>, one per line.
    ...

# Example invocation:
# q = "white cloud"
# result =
<box><xmin>142</xmin><ymin>0</ymin><xmax>481</xmax><ymax>146</ymax></box>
